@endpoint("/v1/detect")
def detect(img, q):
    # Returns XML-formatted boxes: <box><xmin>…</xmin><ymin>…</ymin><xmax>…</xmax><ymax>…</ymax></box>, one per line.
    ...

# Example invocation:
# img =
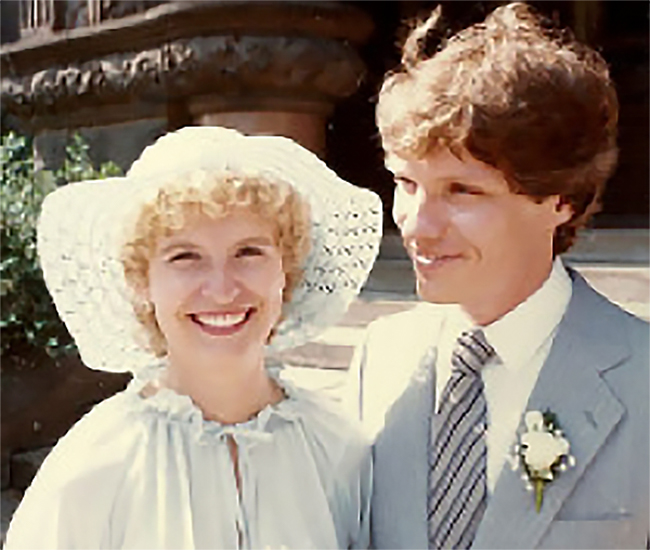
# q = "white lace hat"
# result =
<box><xmin>37</xmin><ymin>126</ymin><xmax>382</xmax><ymax>373</ymax></box>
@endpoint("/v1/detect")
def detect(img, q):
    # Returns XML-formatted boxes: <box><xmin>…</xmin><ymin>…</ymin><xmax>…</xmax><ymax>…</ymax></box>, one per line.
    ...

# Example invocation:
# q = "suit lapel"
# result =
<box><xmin>473</xmin><ymin>272</ymin><xmax>628</xmax><ymax>549</ymax></box>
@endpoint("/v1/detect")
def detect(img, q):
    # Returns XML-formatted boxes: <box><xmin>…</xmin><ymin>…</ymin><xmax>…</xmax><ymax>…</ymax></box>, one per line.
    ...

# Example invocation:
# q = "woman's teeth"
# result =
<box><xmin>194</xmin><ymin>312</ymin><xmax>248</xmax><ymax>327</ymax></box>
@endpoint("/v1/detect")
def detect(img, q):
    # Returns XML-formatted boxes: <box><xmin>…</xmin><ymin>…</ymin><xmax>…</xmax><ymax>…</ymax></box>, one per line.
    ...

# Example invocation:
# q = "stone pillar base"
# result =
<box><xmin>198</xmin><ymin>111</ymin><xmax>328</xmax><ymax>156</ymax></box>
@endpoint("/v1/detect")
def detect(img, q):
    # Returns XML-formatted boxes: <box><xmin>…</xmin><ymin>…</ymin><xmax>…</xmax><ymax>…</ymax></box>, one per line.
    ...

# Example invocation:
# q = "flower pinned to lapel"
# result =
<box><xmin>512</xmin><ymin>410</ymin><xmax>576</xmax><ymax>513</ymax></box>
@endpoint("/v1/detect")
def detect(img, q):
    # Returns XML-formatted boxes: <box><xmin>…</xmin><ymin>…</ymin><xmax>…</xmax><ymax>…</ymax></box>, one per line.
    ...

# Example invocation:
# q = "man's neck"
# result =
<box><xmin>464</xmin><ymin>260</ymin><xmax>557</xmax><ymax>327</ymax></box>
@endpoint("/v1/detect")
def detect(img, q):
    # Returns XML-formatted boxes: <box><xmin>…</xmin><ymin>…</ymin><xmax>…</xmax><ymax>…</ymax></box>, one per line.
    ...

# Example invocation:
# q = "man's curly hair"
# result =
<box><xmin>377</xmin><ymin>2</ymin><xmax>619</xmax><ymax>255</ymax></box>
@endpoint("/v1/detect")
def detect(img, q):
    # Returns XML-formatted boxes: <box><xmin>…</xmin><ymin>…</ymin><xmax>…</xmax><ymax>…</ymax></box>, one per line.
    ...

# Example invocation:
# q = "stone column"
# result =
<box><xmin>1</xmin><ymin>0</ymin><xmax>374</xmax><ymax>165</ymax></box>
<box><xmin>0</xmin><ymin>0</ymin><xmax>21</xmax><ymax>45</ymax></box>
<box><xmin>198</xmin><ymin>109</ymin><xmax>329</xmax><ymax>156</ymax></box>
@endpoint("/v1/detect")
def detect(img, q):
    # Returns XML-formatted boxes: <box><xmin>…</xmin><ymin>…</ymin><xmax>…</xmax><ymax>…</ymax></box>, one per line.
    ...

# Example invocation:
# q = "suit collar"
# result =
<box><xmin>472</xmin><ymin>270</ymin><xmax>629</xmax><ymax>549</ymax></box>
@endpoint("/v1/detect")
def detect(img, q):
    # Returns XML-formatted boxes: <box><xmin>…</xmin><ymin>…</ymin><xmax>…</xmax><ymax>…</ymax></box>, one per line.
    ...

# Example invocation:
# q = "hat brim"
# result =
<box><xmin>37</xmin><ymin>127</ymin><xmax>382</xmax><ymax>373</ymax></box>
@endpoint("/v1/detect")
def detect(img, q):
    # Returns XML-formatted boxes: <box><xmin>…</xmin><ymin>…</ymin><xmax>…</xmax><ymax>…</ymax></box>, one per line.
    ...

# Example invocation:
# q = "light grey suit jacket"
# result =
<box><xmin>348</xmin><ymin>270</ymin><xmax>649</xmax><ymax>549</ymax></box>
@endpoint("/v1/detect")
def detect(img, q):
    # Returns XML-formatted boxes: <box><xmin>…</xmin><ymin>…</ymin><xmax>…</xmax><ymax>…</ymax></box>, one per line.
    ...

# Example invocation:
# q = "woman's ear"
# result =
<box><xmin>135</xmin><ymin>276</ymin><xmax>151</xmax><ymax>303</ymax></box>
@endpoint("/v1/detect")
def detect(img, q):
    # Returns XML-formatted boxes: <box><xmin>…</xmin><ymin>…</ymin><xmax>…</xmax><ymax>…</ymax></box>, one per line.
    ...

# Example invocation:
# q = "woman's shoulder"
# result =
<box><xmin>278</xmin><ymin>371</ymin><xmax>371</xmax><ymax>466</ymax></box>
<box><xmin>27</xmin><ymin>387</ymin><xmax>147</xmax><ymax>491</ymax></box>
<box><xmin>276</xmin><ymin>371</ymin><xmax>372</xmax><ymax>539</ymax></box>
<box><xmin>4</xmin><ymin>389</ymin><xmax>146</xmax><ymax>549</ymax></box>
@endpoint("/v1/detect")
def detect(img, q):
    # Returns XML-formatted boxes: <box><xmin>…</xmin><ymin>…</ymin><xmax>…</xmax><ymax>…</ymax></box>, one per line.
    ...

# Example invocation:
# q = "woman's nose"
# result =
<box><xmin>199</xmin><ymin>263</ymin><xmax>238</xmax><ymax>302</ymax></box>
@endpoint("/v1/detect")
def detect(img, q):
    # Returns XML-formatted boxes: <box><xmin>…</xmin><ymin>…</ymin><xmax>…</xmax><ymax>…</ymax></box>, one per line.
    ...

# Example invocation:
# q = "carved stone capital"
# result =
<box><xmin>1</xmin><ymin>1</ymin><xmax>374</xmax><ymax>127</ymax></box>
<box><xmin>2</xmin><ymin>34</ymin><xmax>365</xmax><ymax>120</ymax></box>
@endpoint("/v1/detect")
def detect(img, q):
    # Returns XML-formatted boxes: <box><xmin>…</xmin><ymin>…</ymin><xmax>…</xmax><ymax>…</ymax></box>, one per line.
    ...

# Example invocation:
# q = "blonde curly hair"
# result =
<box><xmin>121</xmin><ymin>170</ymin><xmax>311</xmax><ymax>355</ymax></box>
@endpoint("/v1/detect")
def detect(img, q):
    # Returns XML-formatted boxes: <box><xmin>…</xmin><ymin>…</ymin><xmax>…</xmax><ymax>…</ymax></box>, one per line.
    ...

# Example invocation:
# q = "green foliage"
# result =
<box><xmin>1</xmin><ymin>132</ymin><xmax>122</xmax><ymax>360</ymax></box>
<box><xmin>55</xmin><ymin>133</ymin><xmax>122</xmax><ymax>184</ymax></box>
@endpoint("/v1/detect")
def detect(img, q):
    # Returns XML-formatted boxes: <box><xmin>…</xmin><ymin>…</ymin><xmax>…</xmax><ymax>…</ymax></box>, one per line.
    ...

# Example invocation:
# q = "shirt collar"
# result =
<box><xmin>479</xmin><ymin>257</ymin><xmax>572</xmax><ymax>371</ymax></box>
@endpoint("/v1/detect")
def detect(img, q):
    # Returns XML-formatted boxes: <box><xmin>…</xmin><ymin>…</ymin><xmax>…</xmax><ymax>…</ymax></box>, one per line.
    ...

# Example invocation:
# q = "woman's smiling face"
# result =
<box><xmin>146</xmin><ymin>211</ymin><xmax>286</xmax><ymax>368</ymax></box>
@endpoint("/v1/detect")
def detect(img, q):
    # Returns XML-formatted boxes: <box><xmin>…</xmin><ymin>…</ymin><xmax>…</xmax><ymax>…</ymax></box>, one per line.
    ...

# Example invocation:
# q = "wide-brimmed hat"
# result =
<box><xmin>37</xmin><ymin>126</ymin><xmax>382</xmax><ymax>373</ymax></box>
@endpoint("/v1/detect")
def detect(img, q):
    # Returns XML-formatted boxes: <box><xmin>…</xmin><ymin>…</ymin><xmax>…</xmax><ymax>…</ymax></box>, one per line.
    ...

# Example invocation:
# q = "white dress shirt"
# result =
<box><xmin>434</xmin><ymin>258</ymin><xmax>572</xmax><ymax>493</ymax></box>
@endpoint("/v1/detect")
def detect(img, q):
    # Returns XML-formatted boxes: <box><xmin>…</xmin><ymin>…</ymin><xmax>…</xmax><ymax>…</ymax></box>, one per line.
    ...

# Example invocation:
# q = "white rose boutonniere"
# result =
<box><xmin>513</xmin><ymin>410</ymin><xmax>576</xmax><ymax>512</ymax></box>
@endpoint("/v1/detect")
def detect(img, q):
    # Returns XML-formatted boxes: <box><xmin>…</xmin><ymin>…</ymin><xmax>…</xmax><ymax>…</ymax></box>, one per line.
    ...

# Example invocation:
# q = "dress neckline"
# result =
<box><xmin>125</xmin><ymin>360</ymin><xmax>302</xmax><ymax>442</ymax></box>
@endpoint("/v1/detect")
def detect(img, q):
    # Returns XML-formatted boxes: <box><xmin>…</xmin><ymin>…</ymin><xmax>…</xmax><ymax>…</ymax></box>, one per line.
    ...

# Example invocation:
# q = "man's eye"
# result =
<box><xmin>236</xmin><ymin>246</ymin><xmax>264</xmax><ymax>258</ymax></box>
<box><xmin>396</xmin><ymin>179</ymin><xmax>418</xmax><ymax>195</ymax></box>
<box><xmin>449</xmin><ymin>182</ymin><xmax>483</xmax><ymax>196</ymax></box>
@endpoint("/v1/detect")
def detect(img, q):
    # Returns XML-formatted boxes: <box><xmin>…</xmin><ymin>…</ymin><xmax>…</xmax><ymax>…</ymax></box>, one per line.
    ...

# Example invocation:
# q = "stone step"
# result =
<box><xmin>1</xmin><ymin>489</ymin><xmax>22</xmax><ymax>546</ymax></box>
<box><xmin>10</xmin><ymin>447</ymin><xmax>53</xmax><ymax>492</ymax></box>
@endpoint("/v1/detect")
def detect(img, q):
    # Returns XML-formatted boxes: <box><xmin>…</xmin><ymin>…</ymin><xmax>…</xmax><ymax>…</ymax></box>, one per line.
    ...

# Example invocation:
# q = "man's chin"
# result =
<box><xmin>415</xmin><ymin>279</ymin><xmax>458</xmax><ymax>304</ymax></box>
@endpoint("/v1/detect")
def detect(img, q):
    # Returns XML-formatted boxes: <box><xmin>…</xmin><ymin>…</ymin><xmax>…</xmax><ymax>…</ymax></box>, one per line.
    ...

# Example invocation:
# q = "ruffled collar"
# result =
<box><xmin>125</xmin><ymin>360</ymin><xmax>303</xmax><ymax>445</ymax></box>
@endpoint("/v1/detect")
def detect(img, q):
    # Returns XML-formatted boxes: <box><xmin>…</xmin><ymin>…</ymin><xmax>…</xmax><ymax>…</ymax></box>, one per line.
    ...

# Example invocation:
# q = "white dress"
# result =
<box><xmin>5</xmin><ymin>367</ymin><xmax>371</xmax><ymax>549</ymax></box>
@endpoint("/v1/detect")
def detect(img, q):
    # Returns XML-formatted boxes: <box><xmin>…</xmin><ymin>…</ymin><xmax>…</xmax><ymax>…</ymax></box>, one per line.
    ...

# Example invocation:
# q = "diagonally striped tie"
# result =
<box><xmin>428</xmin><ymin>329</ymin><xmax>495</xmax><ymax>549</ymax></box>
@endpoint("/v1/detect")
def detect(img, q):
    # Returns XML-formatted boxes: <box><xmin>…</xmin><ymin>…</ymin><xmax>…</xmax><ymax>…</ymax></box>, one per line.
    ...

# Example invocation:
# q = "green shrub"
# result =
<box><xmin>1</xmin><ymin>132</ymin><xmax>122</xmax><ymax>360</ymax></box>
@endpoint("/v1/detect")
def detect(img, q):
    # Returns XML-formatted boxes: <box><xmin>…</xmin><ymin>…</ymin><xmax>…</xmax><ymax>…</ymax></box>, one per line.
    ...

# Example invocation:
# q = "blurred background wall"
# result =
<box><xmin>1</xmin><ymin>0</ymin><xmax>648</xmax><ymax>229</ymax></box>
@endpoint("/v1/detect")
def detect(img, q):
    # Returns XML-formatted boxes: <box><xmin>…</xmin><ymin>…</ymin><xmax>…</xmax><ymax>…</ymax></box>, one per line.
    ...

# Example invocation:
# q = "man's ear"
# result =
<box><xmin>551</xmin><ymin>196</ymin><xmax>574</xmax><ymax>228</ymax></box>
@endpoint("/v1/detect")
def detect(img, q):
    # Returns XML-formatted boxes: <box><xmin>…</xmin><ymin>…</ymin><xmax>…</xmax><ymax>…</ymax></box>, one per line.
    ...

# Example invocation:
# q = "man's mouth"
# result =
<box><xmin>189</xmin><ymin>309</ymin><xmax>254</xmax><ymax>335</ymax></box>
<box><xmin>411</xmin><ymin>251</ymin><xmax>461</xmax><ymax>269</ymax></box>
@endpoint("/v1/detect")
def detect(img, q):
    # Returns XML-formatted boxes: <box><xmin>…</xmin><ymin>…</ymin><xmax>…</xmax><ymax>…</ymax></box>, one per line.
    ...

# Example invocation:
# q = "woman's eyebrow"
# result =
<box><xmin>236</xmin><ymin>236</ymin><xmax>276</xmax><ymax>247</ymax></box>
<box><xmin>157</xmin><ymin>235</ymin><xmax>276</xmax><ymax>255</ymax></box>
<box><xmin>157</xmin><ymin>241</ymin><xmax>199</xmax><ymax>255</ymax></box>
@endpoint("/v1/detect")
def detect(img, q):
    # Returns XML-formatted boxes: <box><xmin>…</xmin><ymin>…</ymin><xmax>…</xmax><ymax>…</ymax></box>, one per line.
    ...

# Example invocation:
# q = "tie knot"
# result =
<box><xmin>452</xmin><ymin>329</ymin><xmax>495</xmax><ymax>376</ymax></box>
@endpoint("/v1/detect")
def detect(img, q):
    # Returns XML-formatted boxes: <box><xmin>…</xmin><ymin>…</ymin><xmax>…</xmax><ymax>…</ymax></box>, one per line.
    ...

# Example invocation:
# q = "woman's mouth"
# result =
<box><xmin>189</xmin><ymin>309</ymin><xmax>254</xmax><ymax>336</ymax></box>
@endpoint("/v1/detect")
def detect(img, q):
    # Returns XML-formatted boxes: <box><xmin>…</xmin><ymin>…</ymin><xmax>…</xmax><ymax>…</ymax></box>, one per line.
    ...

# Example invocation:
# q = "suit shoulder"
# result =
<box><xmin>590</xmin><ymin>287</ymin><xmax>648</xmax><ymax>346</ymax></box>
<box><xmin>585</xmin><ymin>289</ymin><xmax>649</xmax><ymax>406</ymax></box>
<box><xmin>619</xmin><ymin>306</ymin><xmax>649</xmax><ymax>355</ymax></box>
<box><xmin>365</xmin><ymin>302</ymin><xmax>447</xmax><ymax>341</ymax></box>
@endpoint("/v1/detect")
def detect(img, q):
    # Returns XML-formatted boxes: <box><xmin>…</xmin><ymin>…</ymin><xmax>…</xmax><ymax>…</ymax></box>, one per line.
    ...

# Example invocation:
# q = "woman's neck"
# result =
<box><xmin>162</xmin><ymin>352</ymin><xmax>284</xmax><ymax>425</ymax></box>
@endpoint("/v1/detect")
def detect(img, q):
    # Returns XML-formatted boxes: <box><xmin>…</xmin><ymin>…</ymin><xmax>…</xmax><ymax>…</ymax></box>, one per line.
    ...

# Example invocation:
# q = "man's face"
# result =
<box><xmin>388</xmin><ymin>147</ymin><xmax>572</xmax><ymax>324</ymax></box>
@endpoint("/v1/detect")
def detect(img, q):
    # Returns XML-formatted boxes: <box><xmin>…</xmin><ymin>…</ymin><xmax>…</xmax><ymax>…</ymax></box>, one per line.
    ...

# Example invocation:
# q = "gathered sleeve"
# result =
<box><xmin>4</xmin><ymin>395</ymin><xmax>138</xmax><ymax>550</ymax></box>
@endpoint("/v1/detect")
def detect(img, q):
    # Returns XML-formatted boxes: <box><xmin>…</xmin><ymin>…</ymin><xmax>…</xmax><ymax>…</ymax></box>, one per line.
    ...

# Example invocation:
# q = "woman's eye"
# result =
<box><xmin>236</xmin><ymin>246</ymin><xmax>264</xmax><ymax>258</ymax></box>
<box><xmin>169</xmin><ymin>251</ymin><xmax>200</xmax><ymax>262</ymax></box>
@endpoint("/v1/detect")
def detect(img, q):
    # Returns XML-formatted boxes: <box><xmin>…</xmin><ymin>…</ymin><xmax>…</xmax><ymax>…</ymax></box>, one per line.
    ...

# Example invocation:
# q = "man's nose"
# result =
<box><xmin>396</xmin><ymin>194</ymin><xmax>450</xmax><ymax>242</ymax></box>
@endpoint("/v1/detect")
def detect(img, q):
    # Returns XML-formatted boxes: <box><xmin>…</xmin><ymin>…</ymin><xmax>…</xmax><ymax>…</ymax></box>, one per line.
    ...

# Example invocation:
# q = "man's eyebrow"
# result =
<box><xmin>393</xmin><ymin>174</ymin><xmax>417</xmax><ymax>183</ymax></box>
